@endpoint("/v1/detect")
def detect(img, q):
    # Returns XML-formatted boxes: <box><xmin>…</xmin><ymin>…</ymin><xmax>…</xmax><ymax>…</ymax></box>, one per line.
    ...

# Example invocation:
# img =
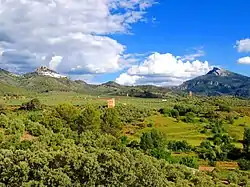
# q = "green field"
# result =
<box><xmin>124</xmin><ymin>114</ymin><xmax>250</xmax><ymax>147</ymax></box>
<box><xmin>2</xmin><ymin>92</ymin><xmax>180</xmax><ymax>109</ymax></box>
<box><xmin>124</xmin><ymin>115</ymin><xmax>207</xmax><ymax>146</ymax></box>
<box><xmin>2</xmin><ymin>92</ymin><xmax>250</xmax><ymax>147</ymax></box>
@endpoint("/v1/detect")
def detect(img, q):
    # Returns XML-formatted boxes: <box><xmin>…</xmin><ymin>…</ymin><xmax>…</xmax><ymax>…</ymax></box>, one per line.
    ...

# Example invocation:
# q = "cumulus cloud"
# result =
<box><xmin>237</xmin><ymin>56</ymin><xmax>250</xmax><ymax>64</ymax></box>
<box><xmin>181</xmin><ymin>48</ymin><xmax>205</xmax><ymax>61</ymax></box>
<box><xmin>116</xmin><ymin>52</ymin><xmax>211</xmax><ymax>86</ymax></box>
<box><xmin>0</xmin><ymin>0</ymin><xmax>154</xmax><ymax>74</ymax></box>
<box><xmin>236</xmin><ymin>38</ymin><xmax>250</xmax><ymax>52</ymax></box>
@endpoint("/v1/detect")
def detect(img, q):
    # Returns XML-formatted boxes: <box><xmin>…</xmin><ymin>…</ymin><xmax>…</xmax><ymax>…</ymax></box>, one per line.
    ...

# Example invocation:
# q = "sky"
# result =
<box><xmin>0</xmin><ymin>0</ymin><xmax>250</xmax><ymax>86</ymax></box>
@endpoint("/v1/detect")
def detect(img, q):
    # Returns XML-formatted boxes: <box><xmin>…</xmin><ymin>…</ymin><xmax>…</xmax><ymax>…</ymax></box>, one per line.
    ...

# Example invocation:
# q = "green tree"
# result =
<box><xmin>76</xmin><ymin>104</ymin><xmax>101</xmax><ymax>134</ymax></box>
<box><xmin>167</xmin><ymin>140</ymin><xmax>192</xmax><ymax>152</ymax></box>
<box><xmin>196</xmin><ymin>141</ymin><xmax>217</xmax><ymax>161</ymax></box>
<box><xmin>243</xmin><ymin>127</ymin><xmax>250</xmax><ymax>159</ymax></box>
<box><xmin>140</xmin><ymin>129</ymin><xmax>166</xmax><ymax>151</ymax></box>
<box><xmin>140</xmin><ymin>132</ymin><xmax>154</xmax><ymax>151</ymax></box>
<box><xmin>101</xmin><ymin>108</ymin><xmax>122</xmax><ymax>137</ymax></box>
<box><xmin>55</xmin><ymin>104</ymin><xmax>79</xmax><ymax>124</ymax></box>
<box><xmin>183</xmin><ymin>112</ymin><xmax>196</xmax><ymax>123</ymax></box>
<box><xmin>171</xmin><ymin>109</ymin><xmax>179</xmax><ymax>118</ymax></box>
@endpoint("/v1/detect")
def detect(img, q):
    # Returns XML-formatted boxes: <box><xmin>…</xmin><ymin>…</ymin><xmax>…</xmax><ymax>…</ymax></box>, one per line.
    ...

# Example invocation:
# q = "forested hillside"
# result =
<box><xmin>0</xmin><ymin>96</ymin><xmax>250</xmax><ymax>186</ymax></box>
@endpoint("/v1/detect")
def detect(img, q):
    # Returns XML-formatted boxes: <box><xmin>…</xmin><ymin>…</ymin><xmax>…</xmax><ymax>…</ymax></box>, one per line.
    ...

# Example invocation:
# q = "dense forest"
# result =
<box><xmin>0</xmin><ymin>96</ymin><xmax>250</xmax><ymax>186</ymax></box>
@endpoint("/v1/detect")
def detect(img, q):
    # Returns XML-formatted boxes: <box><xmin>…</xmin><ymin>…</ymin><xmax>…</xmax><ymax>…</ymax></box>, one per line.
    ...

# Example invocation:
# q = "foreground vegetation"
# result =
<box><xmin>1</xmin><ymin>93</ymin><xmax>250</xmax><ymax>186</ymax></box>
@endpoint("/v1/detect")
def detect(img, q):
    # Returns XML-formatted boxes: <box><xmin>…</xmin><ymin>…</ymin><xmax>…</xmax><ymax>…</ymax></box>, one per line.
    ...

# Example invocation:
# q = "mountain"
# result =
<box><xmin>102</xmin><ymin>81</ymin><xmax>122</xmax><ymax>88</ymax></box>
<box><xmin>35</xmin><ymin>66</ymin><xmax>67</xmax><ymax>78</ymax></box>
<box><xmin>0</xmin><ymin>67</ymin><xmax>172</xmax><ymax>97</ymax></box>
<box><xmin>179</xmin><ymin>67</ymin><xmax>250</xmax><ymax>97</ymax></box>
<box><xmin>2</xmin><ymin>66</ymin><xmax>250</xmax><ymax>98</ymax></box>
<box><xmin>0</xmin><ymin>82</ymin><xmax>28</xmax><ymax>96</ymax></box>
<box><xmin>0</xmin><ymin>67</ymin><xmax>93</xmax><ymax>94</ymax></box>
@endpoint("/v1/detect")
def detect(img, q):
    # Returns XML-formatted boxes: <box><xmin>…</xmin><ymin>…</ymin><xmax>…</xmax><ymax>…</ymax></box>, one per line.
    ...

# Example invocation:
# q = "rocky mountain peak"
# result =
<box><xmin>206</xmin><ymin>67</ymin><xmax>231</xmax><ymax>76</ymax></box>
<box><xmin>35</xmin><ymin>66</ymin><xmax>66</xmax><ymax>78</ymax></box>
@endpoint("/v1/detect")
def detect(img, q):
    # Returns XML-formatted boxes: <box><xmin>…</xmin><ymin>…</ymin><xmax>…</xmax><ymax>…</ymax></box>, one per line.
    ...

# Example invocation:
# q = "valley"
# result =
<box><xmin>1</xmin><ymin>67</ymin><xmax>250</xmax><ymax>186</ymax></box>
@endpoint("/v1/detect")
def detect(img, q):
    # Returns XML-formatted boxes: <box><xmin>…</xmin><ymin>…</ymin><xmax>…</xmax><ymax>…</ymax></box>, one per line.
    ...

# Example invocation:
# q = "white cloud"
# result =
<box><xmin>181</xmin><ymin>48</ymin><xmax>205</xmax><ymax>61</ymax></box>
<box><xmin>236</xmin><ymin>38</ymin><xmax>250</xmax><ymax>52</ymax></box>
<box><xmin>0</xmin><ymin>0</ymin><xmax>154</xmax><ymax>74</ymax></box>
<box><xmin>237</xmin><ymin>56</ymin><xmax>250</xmax><ymax>64</ymax></box>
<box><xmin>116</xmin><ymin>73</ymin><xmax>141</xmax><ymax>85</ymax></box>
<box><xmin>116</xmin><ymin>52</ymin><xmax>211</xmax><ymax>86</ymax></box>
<box><xmin>49</xmin><ymin>56</ymin><xmax>63</xmax><ymax>70</ymax></box>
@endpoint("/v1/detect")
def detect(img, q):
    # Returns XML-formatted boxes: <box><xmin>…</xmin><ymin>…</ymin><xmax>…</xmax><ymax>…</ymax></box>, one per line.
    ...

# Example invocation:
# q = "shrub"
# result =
<box><xmin>0</xmin><ymin>101</ymin><xmax>6</xmax><ymax>112</ymax></box>
<box><xmin>25</xmin><ymin>120</ymin><xmax>50</xmax><ymax>136</ymax></box>
<box><xmin>183</xmin><ymin>112</ymin><xmax>196</xmax><ymax>123</ymax></box>
<box><xmin>20</xmin><ymin>98</ymin><xmax>42</xmax><ymax>111</ymax></box>
<box><xmin>167</xmin><ymin>140</ymin><xmax>192</xmax><ymax>152</ymax></box>
<box><xmin>140</xmin><ymin>129</ymin><xmax>166</xmax><ymax>151</ymax></box>
<box><xmin>5</xmin><ymin>118</ymin><xmax>25</xmax><ymax>135</ymax></box>
<box><xmin>178</xmin><ymin>156</ymin><xmax>198</xmax><ymax>169</ymax></box>
<box><xmin>127</xmin><ymin>140</ymin><xmax>140</xmax><ymax>148</ymax></box>
<box><xmin>217</xmin><ymin>104</ymin><xmax>231</xmax><ymax>112</ymax></box>
<box><xmin>55</xmin><ymin>104</ymin><xmax>79</xmax><ymax>124</ymax></box>
<box><xmin>238</xmin><ymin>159</ymin><xmax>250</xmax><ymax>171</ymax></box>
<box><xmin>171</xmin><ymin>109</ymin><xmax>179</xmax><ymax>118</ymax></box>
<box><xmin>226</xmin><ymin>115</ymin><xmax>234</xmax><ymax>124</ymax></box>
<box><xmin>200</xmin><ymin>118</ymin><xmax>208</xmax><ymax>123</ymax></box>
<box><xmin>101</xmin><ymin>108</ymin><xmax>122</xmax><ymax>137</ymax></box>
<box><xmin>159</xmin><ymin>108</ymin><xmax>171</xmax><ymax>116</ymax></box>
<box><xmin>147</xmin><ymin>121</ymin><xmax>154</xmax><ymax>127</ymax></box>
<box><xmin>76</xmin><ymin>104</ymin><xmax>101</xmax><ymax>134</ymax></box>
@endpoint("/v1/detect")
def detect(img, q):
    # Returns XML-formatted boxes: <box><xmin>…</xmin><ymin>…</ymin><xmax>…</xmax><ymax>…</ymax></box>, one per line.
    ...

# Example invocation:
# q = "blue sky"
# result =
<box><xmin>116</xmin><ymin>0</ymin><xmax>250</xmax><ymax>73</ymax></box>
<box><xmin>0</xmin><ymin>0</ymin><xmax>249</xmax><ymax>85</ymax></box>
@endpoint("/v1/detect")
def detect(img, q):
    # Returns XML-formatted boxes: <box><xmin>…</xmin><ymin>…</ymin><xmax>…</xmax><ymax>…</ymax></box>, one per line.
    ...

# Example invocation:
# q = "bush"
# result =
<box><xmin>200</xmin><ymin>118</ymin><xmax>208</xmax><ymax>123</ymax></box>
<box><xmin>178</xmin><ymin>156</ymin><xmax>198</xmax><ymax>169</ymax></box>
<box><xmin>101</xmin><ymin>108</ymin><xmax>122</xmax><ymax>137</ymax></box>
<box><xmin>147</xmin><ymin>121</ymin><xmax>154</xmax><ymax>127</ymax></box>
<box><xmin>238</xmin><ymin>159</ymin><xmax>250</xmax><ymax>171</ymax></box>
<box><xmin>140</xmin><ymin>129</ymin><xmax>166</xmax><ymax>151</ymax></box>
<box><xmin>116</xmin><ymin>105</ymin><xmax>152</xmax><ymax>123</ymax></box>
<box><xmin>20</xmin><ymin>98</ymin><xmax>42</xmax><ymax>111</ymax></box>
<box><xmin>25</xmin><ymin>120</ymin><xmax>50</xmax><ymax>136</ymax></box>
<box><xmin>167</xmin><ymin>140</ymin><xmax>192</xmax><ymax>152</ymax></box>
<box><xmin>76</xmin><ymin>104</ymin><xmax>101</xmax><ymax>134</ymax></box>
<box><xmin>183</xmin><ymin>112</ymin><xmax>196</xmax><ymax>123</ymax></box>
<box><xmin>217</xmin><ymin>104</ymin><xmax>231</xmax><ymax>112</ymax></box>
<box><xmin>200</xmin><ymin>129</ymin><xmax>207</xmax><ymax>134</ymax></box>
<box><xmin>127</xmin><ymin>140</ymin><xmax>140</xmax><ymax>148</ymax></box>
<box><xmin>0</xmin><ymin>101</ymin><xmax>6</xmax><ymax>112</ymax></box>
<box><xmin>5</xmin><ymin>118</ymin><xmax>25</xmax><ymax>135</ymax></box>
<box><xmin>159</xmin><ymin>108</ymin><xmax>171</xmax><ymax>116</ymax></box>
<box><xmin>55</xmin><ymin>104</ymin><xmax>79</xmax><ymax>124</ymax></box>
<box><xmin>171</xmin><ymin>109</ymin><xmax>179</xmax><ymax>118</ymax></box>
<box><xmin>226</xmin><ymin>115</ymin><xmax>234</xmax><ymax>124</ymax></box>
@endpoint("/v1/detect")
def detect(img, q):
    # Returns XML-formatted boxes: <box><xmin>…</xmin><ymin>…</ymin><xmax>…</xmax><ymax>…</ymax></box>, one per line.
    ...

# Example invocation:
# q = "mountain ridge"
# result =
<box><xmin>1</xmin><ymin>66</ymin><xmax>250</xmax><ymax>98</ymax></box>
<box><xmin>35</xmin><ymin>66</ymin><xmax>67</xmax><ymax>78</ymax></box>
<box><xmin>179</xmin><ymin>67</ymin><xmax>250</xmax><ymax>97</ymax></box>
<box><xmin>0</xmin><ymin>67</ymin><xmax>171</xmax><ymax>97</ymax></box>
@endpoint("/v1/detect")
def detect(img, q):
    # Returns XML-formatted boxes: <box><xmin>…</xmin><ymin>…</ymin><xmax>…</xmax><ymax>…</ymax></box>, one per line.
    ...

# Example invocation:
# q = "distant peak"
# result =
<box><xmin>207</xmin><ymin>67</ymin><xmax>231</xmax><ymax>76</ymax></box>
<box><xmin>36</xmin><ymin>66</ymin><xmax>56</xmax><ymax>73</ymax></box>
<box><xmin>102</xmin><ymin>81</ymin><xmax>121</xmax><ymax>87</ymax></box>
<box><xmin>35</xmin><ymin>66</ymin><xmax>66</xmax><ymax>78</ymax></box>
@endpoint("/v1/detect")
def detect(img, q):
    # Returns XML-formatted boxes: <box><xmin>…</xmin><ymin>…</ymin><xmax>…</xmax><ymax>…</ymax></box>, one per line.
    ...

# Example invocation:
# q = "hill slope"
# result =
<box><xmin>0</xmin><ymin>67</ymin><xmax>93</xmax><ymax>94</ymax></box>
<box><xmin>0</xmin><ymin>67</ymin><xmax>172</xmax><ymax>97</ymax></box>
<box><xmin>179</xmin><ymin>67</ymin><xmax>250</xmax><ymax>97</ymax></box>
<box><xmin>2</xmin><ymin>67</ymin><xmax>250</xmax><ymax>98</ymax></box>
